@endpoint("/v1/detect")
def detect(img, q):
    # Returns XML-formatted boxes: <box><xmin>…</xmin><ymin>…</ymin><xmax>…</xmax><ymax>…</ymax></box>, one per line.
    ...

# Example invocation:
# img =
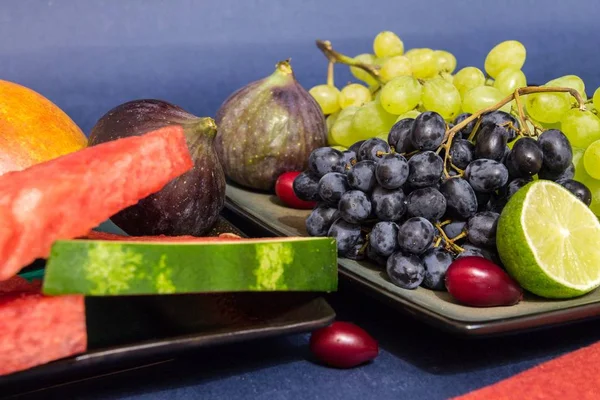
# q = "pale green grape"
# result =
<box><xmin>577</xmin><ymin>171</ymin><xmax>600</xmax><ymax>216</ymax></box>
<box><xmin>379</xmin><ymin>55</ymin><xmax>412</xmax><ymax>83</ymax></box>
<box><xmin>380</xmin><ymin>76</ymin><xmax>423</xmax><ymax>115</ymax></box>
<box><xmin>493</xmin><ymin>68</ymin><xmax>527</xmax><ymax>96</ymax></box>
<box><xmin>593</xmin><ymin>88</ymin><xmax>600</xmax><ymax>111</ymax></box>
<box><xmin>584</xmin><ymin>140</ymin><xmax>600</xmax><ymax>179</ymax></box>
<box><xmin>526</xmin><ymin>114</ymin><xmax>561</xmax><ymax>131</ymax></box>
<box><xmin>560</xmin><ymin>109</ymin><xmax>600</xmax><ymax>148</ymax></box>
<box><xmin>573</xmin><ymin>146</ymin><xmax>587</xmax><ymax>181</ymax></box>
<box><xmin>421</xmin><ymin>77</ymin><xmax>461</xmax><ymax>120</ymax></box>
<box><xmin>331</xmin><ymin>145</ymin><xmax>348</xmax><ymax>152</ymax></box>
<box><xmin>453</xmin><ymin>67</ymin><xmax>486</xmax><ymax>97</ymax></box>
<box><xmin>395</xmin><ymin>109</ymin><xmax>421</xmax><ymax>122</ymax></box>
<box><xmin>547</xmin><ymin>75</ymin><xmax>587</xmax><ymax>102</ymax></box>
<box><xmin>309</xmin><ymin>84</ymin><xmax>341</xmax><ymax>115</ymax></box>
<box><xmin>326</xmin><ymin>111</ymin><xmax>340</xmax><ymax>132</ymax></box>
<box><xmin>434</xmin><ymin>50</ymin><xmax>457</xmax><ymax>74</ymax></box>
<box><xmin>339</xmin><ymin>84</ymin><xmax>372</xmax><ymax>108</ymax></box>
<box><xmin>350</xmin><ymin>54</ymin><xmax>378</xmax><ymax>87</ymax></box>
<box><xmin>337</xmin><ymin>105</ymin><xmax>360</xmax><ymax>121</ymax></box>
<box><xmin>373</xmin><ymin>31</ymin><xmax>404</xmax><ymax>58</ymax></box>
<box><xmin>525</xmin><ymin>90</ymin><xmax>570</xmax><ymax>123</ymax></box>
<box><xmin>330</xmin><ymin>116</ymin><xmax>355</xmax><ymax>147</ymax></box>
<box><xmin>440</xmin><ymin>72</ymin><xmax>454</xmax><ymax>84</ymax></box>
<box><xmin>406</xmin><ymin>48</ymin><xmax>437</xmax><ymax>79</ymax></box>
<box><xmin>462</xmin><ymin>86</ymin><xmax>511</xmax><ymax>114</ymax></box>
<box><xmin>484</xmin><ymin>40</ymin><xmax>526</xmax><ymax>78</ymax></box>
<box><xmin>351</xmin><ymin>101</ymin><xmax>397</xmax><ymax>140</ymax></box>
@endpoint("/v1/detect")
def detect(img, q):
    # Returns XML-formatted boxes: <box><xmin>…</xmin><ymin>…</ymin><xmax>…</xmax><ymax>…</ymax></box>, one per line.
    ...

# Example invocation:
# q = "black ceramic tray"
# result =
<box><xmin>224</xmin><ymin>183</ymin><xmax>600</xmax><ymax>337</ymax></box>
<box><xmin>0</xmin><ymin>218</ymin><xmax>335</xmax><ymax>397</ymax></box>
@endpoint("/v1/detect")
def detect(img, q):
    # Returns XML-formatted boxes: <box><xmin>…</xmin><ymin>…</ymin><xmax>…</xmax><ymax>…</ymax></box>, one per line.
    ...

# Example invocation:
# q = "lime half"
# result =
<box><xmin>497</xmin><ymin>180</ymin><xmax>600</xmax><ymax>298</ymax></box>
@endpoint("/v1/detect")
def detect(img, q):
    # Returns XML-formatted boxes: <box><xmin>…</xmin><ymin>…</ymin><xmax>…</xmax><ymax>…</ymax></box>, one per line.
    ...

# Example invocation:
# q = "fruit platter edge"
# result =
<box><xmin>0</xmin><ymin>217</ymin><xmax>335</xmax><ymax>396</ymax></box>
<box><xmin>225</xmin><ymin>183</ymin><xmax>600</xmax><ymax>336</ymax></box>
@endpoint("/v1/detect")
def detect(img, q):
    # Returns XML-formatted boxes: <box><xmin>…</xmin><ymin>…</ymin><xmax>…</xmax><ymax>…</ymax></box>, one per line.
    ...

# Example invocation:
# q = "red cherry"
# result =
<box><xmin>445</xmin><ymin>256</ymin><xmax>523</xmax><ymax>307</ymax></box>
<box><xmin>309</xmin><ymin>321</ymin><xmax>379</xmax><ymax>368</ymax></box>
<box><xmin>275</xmin><ymin>171</ymin><xmax>317</xmax><ymax>209</ymax></box>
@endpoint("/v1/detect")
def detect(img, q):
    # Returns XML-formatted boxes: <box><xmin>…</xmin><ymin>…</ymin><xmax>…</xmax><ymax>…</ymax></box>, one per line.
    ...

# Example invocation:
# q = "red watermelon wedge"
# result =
<box><xmin>0</xmin><ymin>125</ymin><xmax>193</xmax><ymax>281</ymax></box>
<box><xmin>0</xmin><ymin>278</ymin><xmax>86</xmax><ymax>376</ymax></box>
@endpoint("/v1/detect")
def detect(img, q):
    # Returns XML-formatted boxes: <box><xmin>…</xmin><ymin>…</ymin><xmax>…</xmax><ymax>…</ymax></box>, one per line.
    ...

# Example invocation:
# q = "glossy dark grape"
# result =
<box><xmin>375</xmin><ymin>153</ymin><xmax>409</xmax><ymax>189</ymax></box>
<box><xmin>538</xmin><ymin>163</ymin><xmax>575</xmax><ymax>181</ymax></box>
<box><xmin>465</xmin><ymin>159</ymin><xmax>509</xmax><ymax>193</ymax></box>
<box><xmin>500</xmin><ymin>145</ymin><xmax>510</xmax><ymax>164</ymax></box>
<box><xmin>341</xmin><ymin>150</ymin><xmax>357</xmax><ymax>169</ymax></box>
<box><xmin>443</xmin><ymin>220</ymin><xmax>466</xmax><ymax>240</ymax></box>
<box><xmin>506</xmin><ymin>137</ymin><xmax>543</xmax><ymax>178</ymax></box>
<box><xmin>309</xmin><ymin>147</ymin><xmax>345</xmax><ymax>177</ymax></box>
<box><xmin>474</xmin><ymin>124</ymin><xmax>508</xmax><ymax>161</ymax></box>
<box><xmin>422</xmin><ymin>248</ymin><xmax>453</xmax><ymax>290</ymax></box>
<box><xmin>338</xmin><ymin>190</ymin><xmax>372</xmax><ymax>224</ymax></box>
<box><xmin>317</xmin><ymin>172</ymin><xmax>350</xmax><ymax>204</ymax></box>
<box><xmin>293</xmin><ymin>171</ymin><xmax>321</xmax><ymax>201</ymax></box>
<box><xmin>410</xmin><ymin>111</ymin><xmax>446</xmax><ymax>151</ymax></box>
<box><xmin>480</xmin><ymin>111</ymin><xmax>519</xmax><ymax>142</ymax></box>
<box><xmin>305</xmin><ymin>204</ymin><xmax>340</xmax><ymax>237</ymax></box>
<box><xmin>407</xmin><ymin>151</ymin><xmax>444</xmax><ymax>188</ymax></box>
<box><xmin>453</xmin><ymin>113</ymin><xmax>476</xmax><ymax>139</ymax></box>
<box><xmin>467</xmin><ymin>211</ymin><xmax>499</xmax><ymax>248</ymax></box>
<box><xmin>346</xmin><ymin>236</ymin><xmax>366</xmax><ymax>261</ymax></box>
<box><xmin>347</xmin><ymin>161</ymin><xmax>377</xmax><ymax>192</ymax></box>
<box><xmin>485</xmin><ymin>193</ymin><xmax>508</xmax><ymax>214</ymax></box>
<box><xmin>538</xmin><ymin>129</ymin><xmax>573</xmax><ymax>173</ymax></box>
<box><xmin>397</xmin><ymin>217</ymin><xmax>435</xmax><ymax>255</ymax></box>
<box><xmin>388</xmin><ymin>118</ymin><xmax>415</xmax><ymax>153</ymax></box>
<box><xmin>406</xmin><ymin>187</ymin><xmax>447</xmax><ymax>221</ymax></box>
<box><xmin>449</xmin><ymin>139</ymin><xmax>475</xmax><ymax>169</ymax></box>
<box><xmin>440</xmin><ymin>178</ymin><xmax>478</xmax><ymax>219</ymax></box>
<box><xmin>366</xmin><ymin>243</ymin><xmax>388</xmax><ymax>267</ymax></box>
<box><xmin>386</xmin><ymin>252</ymin><xmax>425</xmax><ymax>289</ymax></box>
<box><xmin>475</xmin><ymin>192</ymin><xmax>492</xmax><ymax>212</ymax></box>
<box><xmin>371</xmin><ymin>186</ymin><xmax>407</xmax><ymax>221</ymax></box>
<box><xmin>358</xmin><ymin>138</ymin><xmax>390</xmax><ymax>162</ymax></box>
<box><xmin>457</xmin><ymin>243</ymin><xmax>500</xmax><ymax>264</ymax></box>
<box><xmin>502</xmin><ymin>178</ymin><xmax>532</xmax><ymax>199</ymax></box>
<box><xmin>327</xmin><ymin>218</ymin><xmax>362</xmax><ymax>256</ymax></box>
<box><xmin>370</xmin><ymin>221</ymin><xmax>400</xmax><ymax>257</ymax></box>
<box><xmin>349</xmin><ymin>140</ymin><xmax>366</xmax><ymax>154</ymax></box>
<box><xmin>557</xmin><ymin>179</ymin><xmax>592</xmax><ymax>206</ymax></box>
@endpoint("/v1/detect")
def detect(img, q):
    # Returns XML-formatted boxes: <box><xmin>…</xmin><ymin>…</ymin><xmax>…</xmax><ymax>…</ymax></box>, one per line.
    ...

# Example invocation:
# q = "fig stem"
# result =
<box><xmin>316</xmin><ymin>40</ymin><xmax>382</xmax><ymax>84</ymax></box>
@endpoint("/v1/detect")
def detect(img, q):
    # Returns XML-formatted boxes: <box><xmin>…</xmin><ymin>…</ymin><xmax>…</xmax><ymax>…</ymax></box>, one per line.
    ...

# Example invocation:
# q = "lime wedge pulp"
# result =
<box><xmin>497</xmin><ymin>180</ymin><xmax>600</xmax><ymax>298</ymax></box>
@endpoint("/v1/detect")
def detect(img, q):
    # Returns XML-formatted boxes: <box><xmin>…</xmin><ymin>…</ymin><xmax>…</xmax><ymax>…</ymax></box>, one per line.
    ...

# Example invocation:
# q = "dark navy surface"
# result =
<box><xmin>3</xmin><ymin>1</ymin><xmax>600</xmax><ymax>398</ymax></box>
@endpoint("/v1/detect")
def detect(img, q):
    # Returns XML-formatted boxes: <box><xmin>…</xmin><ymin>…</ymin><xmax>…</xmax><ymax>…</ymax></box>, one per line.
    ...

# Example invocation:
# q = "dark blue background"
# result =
<box><xmin>3</xmin><ymin>1</ymin><xmax>600</xmax><ymax>399</ymax></box>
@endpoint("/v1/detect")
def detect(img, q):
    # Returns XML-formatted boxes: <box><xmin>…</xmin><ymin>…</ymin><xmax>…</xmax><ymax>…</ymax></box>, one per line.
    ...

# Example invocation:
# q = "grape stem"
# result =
<box><xmin>327</xmin><ymin>60</ymin><xmax>335</xmax><ymax>87</ymax></box>
<box><xmin>434</xmin><ymin>222</ymin><xmax>464</xmax><ymax>254</ymax></box>
<box><xmin>316</xmin><ymin>40</ymin><xmax>383</xmax><ymax>84</ymax></box>
<box><xmin>442</xmin><ymin>86</ymin><xmax>586</xmax><ymax>178</ymax></box>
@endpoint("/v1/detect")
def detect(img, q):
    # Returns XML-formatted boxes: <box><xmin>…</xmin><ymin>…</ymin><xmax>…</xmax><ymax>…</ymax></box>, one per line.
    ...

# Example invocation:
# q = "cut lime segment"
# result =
<box><xmin>497</xmin><ymin>180</ymin><xmax>600</xmax><ymax>298</ymax></box>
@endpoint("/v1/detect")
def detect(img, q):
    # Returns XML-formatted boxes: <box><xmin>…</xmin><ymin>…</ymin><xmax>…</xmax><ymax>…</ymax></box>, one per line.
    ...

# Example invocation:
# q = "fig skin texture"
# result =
<box><xmin>89</xmin><ymin>99</ymin><xmax>226</xmax><ymax>236</ymax></box>
<box><xmin>215</xmin><ymin>60</ymin><xmax>327</xmax><ymax>191</ymax></box>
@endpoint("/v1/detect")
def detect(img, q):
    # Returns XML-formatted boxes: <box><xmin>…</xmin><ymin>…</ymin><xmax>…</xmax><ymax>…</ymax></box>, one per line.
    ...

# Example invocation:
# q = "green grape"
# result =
<box><xmin>351</xmin><ymin>101</ymin><xmax>397</xmax><ymax>140</ymax></box>
<box><xmin>525</xmin><ymin>89</ymin><xmax>570</xmax><ymax>123</ymax></box>
<box><xmin>440</xmin><ymin>72</ymin><xmax>454</xmax><ymax>84</ymax></box>
<box><xmin>584</xmin><ymin>140</ymin><xmax>600</xmax><ymax>179</ymax></box>
<box><xmin>594</xmin><ymin>87</ymin><xmax>600</xmax><ymax>111</ymax></box>
<box><xmin>421</xmin><ymin>77</ymin><xmax>461</xmax><ymax>120</ymax></box>
<box><xmin>484</xmin><ymin>40</ymin><xmax>526</xmax><ymax>78</ymax></box>
<box><xmin>406</xmin><ymin>48</ymin><xmax>437</xmax><ymax>79</ymax></box>
<box><xmin>395</xmin><ymin>109</ymin><xmax>421</xmax><ymax>122</ymax></box>
<box><xmin>379</xmin><ymin>55</ymin><xmax>412</xmax><ymax>83</ymax></box>
<box><xmin>434</xmin><ymin>50</ymin><xmax>457</xmax><ymax>74</ymax></box>
<box><xmin>453</xmin><ymin>67</ymin><xmax>486</xmax><ymax>97</ymax></box>
<box><xmin>373</xmin><ymin>31</ymin><xmax>404</xmax><ymax>58</ymax></box>
<box><xmin>577</xmin><ymin>171</ymin><xmax>600</xmax><ymax>216</ymax></box>
<box><xmin>337</xmin><ymin>105</ymin><xmax>360</xmax><ymax>121</ymax></box>
<box><xmin>330</xmin><ymin>116</ymin><xmax>355</xmax><ymax>147</ymax></box>
<box><xmin>561</xmin><ymin>109</ymin><xmax>600</xmax><ymax>148</ymax></box>
<box><xmin>379</xmin><ymin>76</ymin><xmax>422</xmax><ymax>115</ymax></box>
<box><xmin>326</xmin><ymin>111</ymin><xmax>340</xmax><ymax>132</ymax></box>
<box><xmin>309</xmin><ymin>84</ymin><xmax>341</xmax><ymax>115</ymax></box>
<box><xmin>547</xmin><ymin>75</ymin><xmax>587</xmax><ymax>102</ymax></box>
<box><xmin>493</xmin><ymin>68</ymin><xmax>527</xmax><ymax>96</ymax></box>
<box><xmin>350</xmin><ymin>54</ymin><xmax>378</xmax><ymax>87</ymax></box>
<box><xmin>331</xmin><ymin>145</ymin><xmax>348</xmax><ymax>152</ymax></box>
<box><xmin>462</xmin><ymin>86</ymin><xmax>511</xmax><ymax>114</ymax></box>
<box><xmin>339</xmin><ymin>83</ymin><xmax>372</xmax><ymax>108</ymax></box>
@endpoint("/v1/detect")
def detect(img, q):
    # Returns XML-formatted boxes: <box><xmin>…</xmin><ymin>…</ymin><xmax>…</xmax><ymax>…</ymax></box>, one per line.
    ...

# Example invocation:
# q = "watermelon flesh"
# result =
<box><xmin>0</xmin><ymin>277</ymin><xmax>86</xmax><ymax>376</ymax></box>
<box><xmin>0</xmin><ymin>126</ymin><xmax>193</xmax><ymax>281</ymax></box>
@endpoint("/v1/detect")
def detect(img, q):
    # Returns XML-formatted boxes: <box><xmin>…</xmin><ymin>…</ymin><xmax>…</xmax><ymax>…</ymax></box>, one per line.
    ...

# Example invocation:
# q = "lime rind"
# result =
<box><xmin>497</xmin><ymin>180</ymin><xmax>600</xmax><ymax>298</ymax></box>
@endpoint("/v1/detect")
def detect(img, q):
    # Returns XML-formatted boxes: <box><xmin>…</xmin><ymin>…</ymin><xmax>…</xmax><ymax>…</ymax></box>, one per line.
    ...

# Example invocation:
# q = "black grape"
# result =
<box><xmin>371</xmin><ymin>186</ymin><xmax>407</xmax><ymax>221</ymax></box>
<box><xmin>449</xmin><ymin>139</ymin><xmax>475</xmax><ymax>169</ymax></box>
<box><xmin>443</xmin><ymin>220</ymin><xmax>466</xmax><ymax>240</ymax></box>
<box><xmin>317</xmin><ymin>172</ymin><xmax>350</xmax><ymax>204</ymax></box>
<box><xmin>327</xmin><ymin>218</ymin><xmax>362</xmax><ymax>256</ymax></box>
<box><xmin>506</xmin><ymin>137</ymin><xmax>543</xmax><ymax>178</ymax></box>
<box><xmin>309</xmin><ymin>147</ymin><xmax>346</xmax><ymax>177</ymax></box>
<box><xmin>358</xmin><ymin>138</ymin><xmax>390</xmax><ymax>162</ymax></box>
<box><xmin>347</xmin><ymin>160</ymin><xmax>377</xmax><ymax>192</ymax></box>
<box><xmin>422</xmin><ymin>248</ymin><xmax>454</xmax><ymax>290</ymax></box>
<box><xmin>539</xmin><ymin>163</ymin><xmax>575</xmax><ymax>181</ymax></box>
<box><xmin>502</xmin><ymin>178</ymin><xmax>532</xmax><ymax>199</ymax></box>
<box><xmin>480</xmin><ymin>111</ymin><xmax>519</xmax><ymax>142</ymax></box>
<box><xmin>305</xmin><ymin>204</ymin><xmax>340</xmax><ymax>236</ymax></box>
<box><xmin>557</xmin><ymin>179</ymin><xmax>592</xmax><ymax>206</ymax></box>
<box><xmin>293</xmin><ymin>171</ymin><xmax>321</xmax><ymax>201</ymax></box>
<box><xmin>474</xmin><ymin>124</ymin><xmax>508</xmax><ymax>161</ymax></box>
<box><xmin>397</xmin><ymin>217</ymin><xmax>435</xmax><ymax>255</ymax></box>
<box><xmin>349</xmin><ymin>140</ymin><xmax>366</xmax><ymax>154</ymax></box>
<box><xmin>538</xmin><ymin>129</ymin><xmax>573</xmax><ymax>173</ymax></box>
<box><xmin>338</xmin><ymin>190</ymin><xmax>372</xmax><ymax>224</ymax></box>
<box><xmin>453</xmin><ymin>113</ymin><xmax>476</xmax><ymax>139</ymax></box>
<box><xmin>388</xmin><ymin>118</ymin><xmax>415</xmax><ymax>153</ymax></box>
<box><xmin>375</xmin><ymin>153</ymin><xmax>409</xmax><ymax>189</ymax></box>
<box><xmin>465</xmin><ymin>159</ymin><xmax>509</xmax><ymax>193</ymax></box>
<box><xmin>440</xmin><ymin>178</ymin><xmax>478</xmax><ymax>219</ymax></box>
<box><xmin>467</xmin><ymin>211</ymin><xmax>499</xmax><ymax>248</ymax></box>
<box><xmin>410</xmin><ymin>111</ymin><xmax>446</xmax><ymax>151</ymax></box>
<box><xmin>370</xmin><ymin>221</ymin><xmax>400</xmax><ymax>256</ymax></box>
<box><xmin>406</xmin><ymin>187</ymin><xmax>447</xmax><ymax>221</ymax></box>
<box><xmin>407</xmin><ymin>151</ymin><xmax>444</xmax><ymax>188</ymax></box>
<box><xmin>386</xmin><ymin>252</ymin><xmax>425</xmax><ymax>289</ymax></box>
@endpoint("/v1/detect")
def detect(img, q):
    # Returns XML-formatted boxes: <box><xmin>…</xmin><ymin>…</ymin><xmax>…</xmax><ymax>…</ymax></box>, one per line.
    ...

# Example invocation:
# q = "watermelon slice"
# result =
<box><xmin>0</xmin><ymin>126</ymin><xmax>193</xmax><ymax>281</ymax></box>
<box><xmin>81</xmin><ymin>230</ymin><xmax>243</xmax><ymax>242</ymax></box>
<box><xmin>0</xmin><ymin>278</ymin><xmax>86</xmax><ymax>376</ymax></box>
<box><xmin>43</xmin><ymin>236</ymin><xmax>338</xmax><ymax>296</ymax></box>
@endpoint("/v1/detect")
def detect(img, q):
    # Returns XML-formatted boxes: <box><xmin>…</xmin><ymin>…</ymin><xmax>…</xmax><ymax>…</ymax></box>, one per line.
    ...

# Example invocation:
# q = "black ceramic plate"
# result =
<box><xmin>0</xmin><ymin>218</ymin><xmax>335</xmax><ymax>397</ymax></box>
<box><xmin>224</xmin><ymin>184</ymin><xmax>600</xmax><ymax>337</ymax></box>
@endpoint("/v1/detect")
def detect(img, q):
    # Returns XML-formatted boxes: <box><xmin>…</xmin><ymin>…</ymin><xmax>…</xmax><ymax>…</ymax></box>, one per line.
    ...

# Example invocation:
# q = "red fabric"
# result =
<box><xmin>0</xmin><ymin>279</ymin><xmax>87</xmax><ymax>376</ymax></box>
<box><xmin>454</xmin><ymin>341</ymin><xmax>600</xmax><ymax>400</ymax></box>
